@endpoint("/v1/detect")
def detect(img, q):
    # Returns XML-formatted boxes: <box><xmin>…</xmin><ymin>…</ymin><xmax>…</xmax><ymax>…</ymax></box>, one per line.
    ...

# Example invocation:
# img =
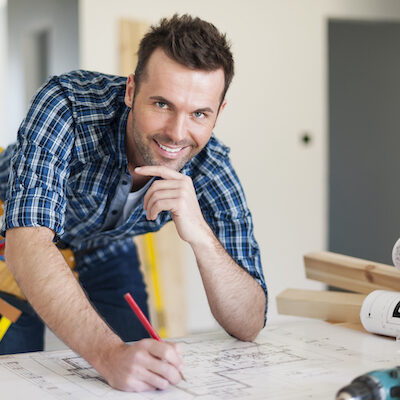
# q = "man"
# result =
<box><xmin>0</xmin><ymin>14</ymin><xmax>267</xmax><ymax>391</ymax></box>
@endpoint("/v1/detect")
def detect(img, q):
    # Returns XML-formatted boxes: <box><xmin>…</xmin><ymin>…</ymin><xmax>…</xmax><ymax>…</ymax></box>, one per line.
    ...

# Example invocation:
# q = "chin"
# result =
<box><xmin>154</xmin><ymin>158</ymin><xmax>189</xmax><ymax>172</ymax></box>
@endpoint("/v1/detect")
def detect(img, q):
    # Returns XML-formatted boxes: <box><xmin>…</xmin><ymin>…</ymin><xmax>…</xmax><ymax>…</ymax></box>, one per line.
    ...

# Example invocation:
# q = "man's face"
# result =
<box><xmin>124</xmin><ymin>48</ymin><xmax>226</xmax><ymax>172</ymax></box>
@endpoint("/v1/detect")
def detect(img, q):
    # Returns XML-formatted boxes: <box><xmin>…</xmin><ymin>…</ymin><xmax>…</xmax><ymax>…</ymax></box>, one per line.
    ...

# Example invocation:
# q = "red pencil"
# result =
<box><xmin>123</xmin><ymin>292</ymin><xmax>186</xmax><ymax>381</ymax></box>
<box><xmin>124</xmin><ymin>292</ymin><xmax>160</xmax><ymax>340</ymax></box>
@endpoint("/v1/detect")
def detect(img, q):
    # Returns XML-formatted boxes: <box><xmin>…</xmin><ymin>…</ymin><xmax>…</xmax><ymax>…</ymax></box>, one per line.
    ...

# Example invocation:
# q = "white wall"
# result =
<box><xmin>79</xmin><ymin>0</ymin><xmax>400</xmax><ymax>331</ymax></box>
<box><xmin>5</xmin><ymin>0</ymin><xmax>79</xmax><ymax>147</ymax></box>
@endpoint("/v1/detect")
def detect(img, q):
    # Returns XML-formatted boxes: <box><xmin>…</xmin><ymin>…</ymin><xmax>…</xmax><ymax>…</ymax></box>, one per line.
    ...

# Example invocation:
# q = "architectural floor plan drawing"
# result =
<box><xmin>0</xmin><ymin>318</ymin><xmax>400</xmax><ymax>399</ymax></box>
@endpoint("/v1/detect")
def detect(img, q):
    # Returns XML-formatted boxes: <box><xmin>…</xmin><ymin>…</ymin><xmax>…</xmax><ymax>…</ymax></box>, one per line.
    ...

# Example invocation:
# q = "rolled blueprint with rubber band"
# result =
<box><xmin>360</xmin><ymin>290</ymin><xmax>400</xmax><ymax>339</ymax></box>
<box><xmin>360</xmin><ymin>240</ymin><xmax>400</xmax><ymax>339</ymax></box>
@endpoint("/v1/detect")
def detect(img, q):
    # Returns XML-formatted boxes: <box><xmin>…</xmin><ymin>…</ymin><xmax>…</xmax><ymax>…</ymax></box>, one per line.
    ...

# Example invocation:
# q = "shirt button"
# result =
<box><xmin>111</xmin><ymin>210</ymin><xmax>118</xmax><ymax>215</ymax></box>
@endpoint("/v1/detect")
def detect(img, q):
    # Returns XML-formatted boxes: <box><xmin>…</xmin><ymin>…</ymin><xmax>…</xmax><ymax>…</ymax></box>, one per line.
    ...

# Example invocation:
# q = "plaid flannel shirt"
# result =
<box><xmin>0</xmin><ymin>70</ymin><xmax>267</xmax><ymax>319</ymax></box>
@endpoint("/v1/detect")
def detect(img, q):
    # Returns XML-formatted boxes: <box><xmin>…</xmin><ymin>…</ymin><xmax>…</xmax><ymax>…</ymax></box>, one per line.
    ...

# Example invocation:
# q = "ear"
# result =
<box><xmin>219</xmin><ymin>100</ymin><xmax>227</xmax><ymax>114</ymax></box>
<box><xmin>215</xmin><ymin>99</ymin><xmax>227</xmax><ymax>124</ymax></box>
<box><xmin>124</xmin><ymin>74</ymin><xmax>136</xmax><ymax>108</ymax></box>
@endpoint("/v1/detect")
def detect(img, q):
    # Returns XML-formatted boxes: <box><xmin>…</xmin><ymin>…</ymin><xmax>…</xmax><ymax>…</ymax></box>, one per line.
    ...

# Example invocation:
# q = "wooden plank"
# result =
<box><xmin>276</xmin><ymin>288</ymin><xmax>366</xmax><ymax>323</ymax></box>
<box><xmin>135</xmin><ymin>223</ymin><xmax>187</xmax><ymax>338</ymax></box>
<box><xmin>304</xmin><ymin>251</ymin><xmax>400</xmax><ymax>294</ymax></box>
<box><xmin>0</xmin><ymin>298</ymin><xmax>22</xmax><ymax>322</ymax></box>
<box><xmin>330</xmin><ymin>321</ymin><xmax>369</xmax><ymax>334</ymax></box>
<box><xmin>119</xmin><ymin>18</ymin><xmax>149</xmax><ymax>76</ymax></box>
<box><xmin>0</xmin><ymin>261</ymin><xmax>25</xmax><ymax>300</ymax></box>
<box><xmin>152</xmin><ymin>223</ymin><xmax>186</xmax><ymax>338</ymax></box>
<box><xmin>119</xmin><ymin>18</ymin><xmax>187</xmax><ymax>337</ymax></box>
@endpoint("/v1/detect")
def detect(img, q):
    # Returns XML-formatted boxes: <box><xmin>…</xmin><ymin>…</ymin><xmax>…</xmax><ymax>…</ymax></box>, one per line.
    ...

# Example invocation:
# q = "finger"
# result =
<box><xmin>145</xmin><ymin>188</ymin><xmax>183</xmax><ymax>218</ymax></box>
<box><xmin>143</xmin><ymin>342</ymin><xmax>183</xmax><ymax>386</ymax></box>
<box><xmin>147</xmin><ymin>196</ymin><xmax>183</xmax><ymax>220</ymax></box>
<box><xmin>171</xmin><ymin>342</ymin><xmax>183</xmax><ymax>357</ymax></box>
<box><xmin>146</xmin><ymin>360</ymin><xmax>182</xmax><ymax>386</ymax></box>
<box><xmin>142</xmin><ymin>368</ymin><xmax>172</xmax><ymax>390</ymax></box>
<box><xmin>125</xmin><ymin>342</ymin><xmax>175</xmax><ymax>390</ymax></box>
<box><xmin>123</xmin><ymin>361</ymin><xmax>171</xmax><ymax>391</ymax></box>
<box><xmin>125</xmin><ymin>379</ymin><xmax>155</xmax><ymax>392</ymax></box>
<box><xmin>149</xmin><ymin>341</ymin><xmax>184</xmax><ymax>369</ymax></box>
<box><xmin>135</xmin><ymin>166</ymin><xmax>185</xmax><ymax>180</ymax></box>
<box><xmin>170</xmin><ymin>343</ymin><xmax>185</xmax><ymax>376</ymax></box>
<box><xmin>144</xmin><ymin>180</ymin><xmax>183</xmax><ymax>210</ymax></box>
<box><xmin>108</xmin><ymin>362</ymin><xmax>158</xmax><ymax>392</ymax></box>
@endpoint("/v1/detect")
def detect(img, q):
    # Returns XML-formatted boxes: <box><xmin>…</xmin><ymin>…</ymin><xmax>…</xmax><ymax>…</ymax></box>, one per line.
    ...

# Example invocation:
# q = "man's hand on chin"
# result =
<box><xmin>135</xmin><ymin>166</ymin><xmax>212</xmax><ymax>246</ymax></box>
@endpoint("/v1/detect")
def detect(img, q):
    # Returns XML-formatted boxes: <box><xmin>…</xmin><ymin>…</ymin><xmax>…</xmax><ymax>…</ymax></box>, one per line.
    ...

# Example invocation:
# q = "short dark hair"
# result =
<box><xmin>135</xmin><ymin>14</ymin><xmax>234</xmax><ymax>103</ymax></box>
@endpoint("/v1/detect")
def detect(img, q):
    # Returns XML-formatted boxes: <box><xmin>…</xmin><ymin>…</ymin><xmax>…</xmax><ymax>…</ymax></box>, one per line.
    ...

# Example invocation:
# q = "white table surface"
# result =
<box><xmin>0</xmin><ymin>317</ymin><xmax>398</xmax><ymax>399</ymax></box>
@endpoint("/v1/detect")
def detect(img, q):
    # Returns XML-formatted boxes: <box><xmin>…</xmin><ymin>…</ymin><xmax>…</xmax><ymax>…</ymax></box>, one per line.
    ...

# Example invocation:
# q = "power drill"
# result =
<box><xmin>336</xmin><ymin>367</ymin><xmax>400</xmax><ymax>400</ymax></box>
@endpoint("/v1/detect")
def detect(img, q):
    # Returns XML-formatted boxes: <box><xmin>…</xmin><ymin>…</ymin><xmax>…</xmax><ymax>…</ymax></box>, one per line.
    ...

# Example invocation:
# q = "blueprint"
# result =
<box><xmin>0</xmin><ymin>319</ymin><xmax>399</xmax><ymax>399</ymax></box>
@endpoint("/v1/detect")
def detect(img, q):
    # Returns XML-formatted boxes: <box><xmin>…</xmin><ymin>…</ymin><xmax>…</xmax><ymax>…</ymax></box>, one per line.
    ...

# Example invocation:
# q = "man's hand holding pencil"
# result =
<box><xmin>102</xmin><ymin>336</ymin><xmax>184</xmax><ymax>391</ymax></box>
<box><xmin>99</xmin><ymin>292</ymin><xmax>184</xmax><ymax>392</ymax></box>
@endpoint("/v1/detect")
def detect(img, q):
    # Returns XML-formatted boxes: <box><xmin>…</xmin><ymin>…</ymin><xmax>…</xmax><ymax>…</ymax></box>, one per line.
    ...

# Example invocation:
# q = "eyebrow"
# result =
<box><xmin>149</xmin><ymin>96</ymin><xmax>215</xmax><ymax>114</ymax></box>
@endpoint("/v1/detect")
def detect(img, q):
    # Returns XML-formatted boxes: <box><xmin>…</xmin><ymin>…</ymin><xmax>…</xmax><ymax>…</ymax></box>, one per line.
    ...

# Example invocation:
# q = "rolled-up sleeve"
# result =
<box><xmin>2</xmin><ymin>77</ymin><xmax>74</xmax><ymax>238</ymax></box>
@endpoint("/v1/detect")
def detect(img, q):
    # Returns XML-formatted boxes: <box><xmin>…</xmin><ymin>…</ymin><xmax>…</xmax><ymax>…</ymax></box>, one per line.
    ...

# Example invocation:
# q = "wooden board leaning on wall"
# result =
<box><xmin>119</xmin><ymin>18</ymin><xmax>187</xmax><ymax>338</ymax></box>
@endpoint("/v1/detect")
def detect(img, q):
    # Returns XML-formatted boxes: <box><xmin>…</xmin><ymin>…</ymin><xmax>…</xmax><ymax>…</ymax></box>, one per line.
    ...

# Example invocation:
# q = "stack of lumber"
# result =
<box><xmin>276</xmin><ymin>251</ymin><xmax>400</xmax><ymax>331</ymax></box>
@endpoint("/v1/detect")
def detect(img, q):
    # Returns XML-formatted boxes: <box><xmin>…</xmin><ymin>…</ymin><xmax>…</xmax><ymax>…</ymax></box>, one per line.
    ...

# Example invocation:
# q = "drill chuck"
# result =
<box><xmin>336</xmin><ymin>367</ymin><xmax>400</xmax><ymax>400</ymax></box>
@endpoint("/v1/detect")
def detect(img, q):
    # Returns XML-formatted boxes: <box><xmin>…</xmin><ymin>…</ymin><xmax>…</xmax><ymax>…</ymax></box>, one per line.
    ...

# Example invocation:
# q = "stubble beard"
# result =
<box><xmin>130</xmin><ymin>113</ymin><xmax>197</xmax><ymax>172</ymax></box>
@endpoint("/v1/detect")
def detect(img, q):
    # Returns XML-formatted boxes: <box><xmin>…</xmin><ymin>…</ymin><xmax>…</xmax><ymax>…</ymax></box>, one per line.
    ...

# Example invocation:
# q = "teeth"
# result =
<box><xmin>157</xmin><ymin>141</ymin><xmax>183</xmax><ymax>153</ymax></box>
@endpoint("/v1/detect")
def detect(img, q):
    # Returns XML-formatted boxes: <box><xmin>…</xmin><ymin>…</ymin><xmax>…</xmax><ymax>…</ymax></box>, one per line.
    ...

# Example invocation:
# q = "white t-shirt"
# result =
<box><xmin>117</xmin><ymin>179</ymin><xmax>153</xmax><ymax>226</ymax></box>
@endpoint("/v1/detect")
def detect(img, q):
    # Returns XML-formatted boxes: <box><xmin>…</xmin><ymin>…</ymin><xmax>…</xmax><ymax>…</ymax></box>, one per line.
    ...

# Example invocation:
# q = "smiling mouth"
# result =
<box><xmin>155</xmin><ymin>140</ymin><xmax>185</xmax><ymax>153</ymax></box>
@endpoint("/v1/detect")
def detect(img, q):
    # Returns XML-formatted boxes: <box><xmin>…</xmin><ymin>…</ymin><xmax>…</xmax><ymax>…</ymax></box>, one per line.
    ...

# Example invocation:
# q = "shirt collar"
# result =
<box><xmin>116</xmin><ymin>105</ymin><xmax>130</xmax><ymax>170</ymax></box>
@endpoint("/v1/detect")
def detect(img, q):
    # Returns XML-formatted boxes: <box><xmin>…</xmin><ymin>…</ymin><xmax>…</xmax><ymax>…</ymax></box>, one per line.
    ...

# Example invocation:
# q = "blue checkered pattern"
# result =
<box><xmin>0</xmin><ymin>70</ymin><xmax>267</xmax><ymax>318</ymax></box>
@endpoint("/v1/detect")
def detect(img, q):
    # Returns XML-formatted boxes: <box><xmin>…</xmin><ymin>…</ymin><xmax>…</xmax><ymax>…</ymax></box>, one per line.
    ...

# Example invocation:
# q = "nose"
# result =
<box><xmin>166</xmin><ymin>113</ymin><xmax>187</xmax><ymax>144</ymax></box>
